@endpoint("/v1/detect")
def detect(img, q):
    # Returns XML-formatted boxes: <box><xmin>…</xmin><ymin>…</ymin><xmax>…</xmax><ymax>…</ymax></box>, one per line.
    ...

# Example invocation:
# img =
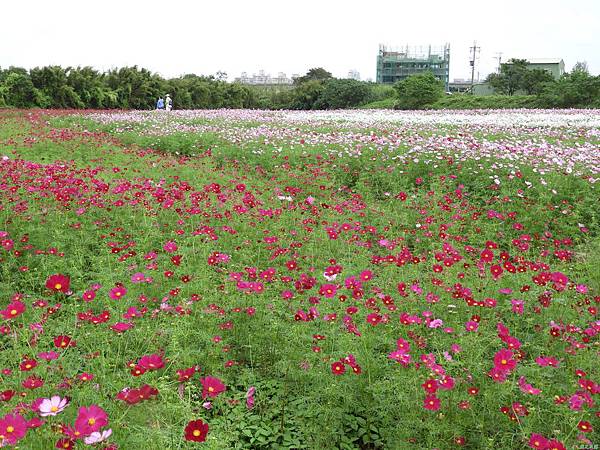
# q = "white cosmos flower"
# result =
<box><xmin>84</xmin><ymin>428</ymin><xmax>112</xmax><ymax>445</ymax></box>
<box><xmin>323</xmin><ymin>272</ymin><xmax>337</xmax><ymax>282</ymax></box>
<box><xmin>39</xmin><ymin>395</ymin><xmax>69</xmax><ymax>416</ymax></box>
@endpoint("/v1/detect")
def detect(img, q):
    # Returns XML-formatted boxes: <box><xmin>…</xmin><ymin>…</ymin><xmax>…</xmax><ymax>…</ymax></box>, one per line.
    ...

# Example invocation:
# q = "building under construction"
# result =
<box><xmin>376</xmin><ymin>44</ymin><xmax>450</xmax><ymax>90</ymax></box>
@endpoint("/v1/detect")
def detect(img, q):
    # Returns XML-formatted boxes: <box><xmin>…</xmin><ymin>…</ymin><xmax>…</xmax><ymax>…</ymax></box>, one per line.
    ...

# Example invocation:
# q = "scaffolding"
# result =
<box><xmin>376</xmin><ymin>44</ymin><xmax>450</xmax><ymax>91</ymax></box>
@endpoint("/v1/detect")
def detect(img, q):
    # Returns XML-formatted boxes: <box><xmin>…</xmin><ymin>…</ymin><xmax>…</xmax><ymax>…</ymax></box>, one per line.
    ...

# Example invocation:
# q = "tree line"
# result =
<box><xmin>0</xmin><ymin>66</ymin><xmax>379</xmax><ymax>110</ymax></box>
<box><xmin>1</xmin><ymin>62</ymin><xmax>599</xmax><ymax>110</ymax></box>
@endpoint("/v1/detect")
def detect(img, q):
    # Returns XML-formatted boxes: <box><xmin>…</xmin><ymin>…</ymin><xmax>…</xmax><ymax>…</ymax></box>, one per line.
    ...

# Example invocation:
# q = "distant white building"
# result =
<box><xmin>347</xmin><ymin>69</ymin><xmax>361</xmax><ymax>80</ymax></box>
<box><xmin>234</xmin><ymin>70</ymin><xmax>294</xmax><ymax>85</ymax></box>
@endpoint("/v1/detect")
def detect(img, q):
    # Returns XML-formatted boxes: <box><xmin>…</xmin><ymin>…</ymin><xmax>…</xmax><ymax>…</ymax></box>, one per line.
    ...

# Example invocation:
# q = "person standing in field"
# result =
<box><xmin>156</xmin><ymin>96</ymin><xmax>164</xmax><ymax>110</ymax></box>
<box><xmin>165</xmin><ymin>94</ymin><xmax>173</xmax><ymax>111</ymax></box>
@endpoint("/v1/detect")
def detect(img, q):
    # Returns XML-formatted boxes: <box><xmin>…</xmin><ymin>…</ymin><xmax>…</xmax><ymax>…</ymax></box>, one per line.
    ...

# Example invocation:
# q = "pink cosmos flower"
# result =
<box><xmin>38</xmin><ymin>396</ymin><xmax>69</xmax><ymax>416</ymax></box>
<box><xmin>130</xmin><ymin>272</ymin><xmax>146</xmax><ymax>283</ymax></box>
<box><xmin>318</xmin><ymin>284</ymin><xmax>337</xmax><ymax>298</ymax></box>
<box><xmin>465</xmin><ymin>321</ymin><xmax>479</xmax><ymax>332</ymax></box>
<box><xmin>138</xmin><ymin>354</ymin><xmax>165</xmax><ymax>371</ymax></box>
<box><xmin>511</xmin><ymin>299</ymin><xmax>524</xmax><ymax>315</ymax></box>
<box><xmin>74</xmin><ymin>405</ymin><xmax>108</xmax><ymax>436</ymax></box>
<box><xmin>423</xmin><ymin>395</ymin><xmax>440</xmax><ymax>411</ymax></box>
<box><xmin>0</xmin><ymin>413</ymin><xmax>28</xmax><ymax>445</ymax></box>
<box><xmin>493</xmin><ymin>348</ymin><xmax>516</xmax><ymax>372</ymax></box>
<box><xmin>528</xmin><ymin>434</ymin><xmax>548</xmax><ymax>449</ymax></box>
<box><xmin>246</xmin><ymin>386</ymin><xmax>256</xmax><ymax>410</ymax></box>
<box><xmin>388</xmin><ymin>350</ymin><xmax>411</xmax><ymax>367</ymax></box>
<box><xmin>200</xmin><ymin>376</ymin><xmax>226</xmax><ymax>398</ymax></box>
<box><xmin>428</xmin><ymin>319</ymin><xmax>443</xmax><ymax>329</ymax></box>
<box><xmin>109</xmin><ymin>286</ymin><xmax>127</xmax><ymax>300</ymax></box>
<box><xmin>518</xmin><ymin>376</ymin><xmax>542</xmax><ymax>395</ymax></box>
<box><xmin>37</xmin><ymin>351</ymin><xmax>60</xmax><ymax>361</ymax></box>
<box><xmin>0</xmin><ymin>300</ymin><xmax>26</xmax><ymax>320</ymax></box>
<box><xmin>111</xmin><ymin>322</ymin><xmax>134</xmax><ymax>333</ymax></box>
<box><xmin>163</xmin><ymin>241</ymin><xmax>178</xmax><ymax>253</ymax></box>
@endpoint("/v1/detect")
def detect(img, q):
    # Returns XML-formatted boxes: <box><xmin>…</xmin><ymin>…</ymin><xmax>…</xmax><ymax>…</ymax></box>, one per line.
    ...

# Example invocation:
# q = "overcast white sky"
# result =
<box><xmin>2</xmin><ymin>0</ymin><xmax>599</xmax><ymax>82</ymax></box>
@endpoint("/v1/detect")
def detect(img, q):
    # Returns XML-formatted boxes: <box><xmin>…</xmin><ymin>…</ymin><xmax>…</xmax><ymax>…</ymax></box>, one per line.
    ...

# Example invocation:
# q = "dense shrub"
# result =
<box><xmin>393</xmin><ymin>72</ymin><xmax>444</xmax><ymax>109</ymax></box>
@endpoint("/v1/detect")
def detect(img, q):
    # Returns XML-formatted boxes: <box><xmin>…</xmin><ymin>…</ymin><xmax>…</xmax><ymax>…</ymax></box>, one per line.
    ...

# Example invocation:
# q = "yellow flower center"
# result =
<box><xmin>193</xmin><ymin>430</ymin><xmax>201</xmax><ymax>437</ymax></box>
<box><xmin>88</xmin><ymin>418</ymin><xmax>95</xmax><ymax>425</ymax></box>
<box><xmin>25</xmin><ymin>364</ymin><xmax>31</xmax><ymax>369</ymax></box>
<box><xmin>51</xmin><ymin>406</ymin><xmax>58</xmax><ymax>412</ymax></box>
<box><xmin>55</xmin><ymin>283</ymin><xmax>62</xmax><ymax>290</ymax></box>
<box><xmin>6</xmin><ymin>426</ymin><xmax>14</xmax><ymax>433</ymax></box>
<box><xmin>208</xmin><ymin>387</ymin><xmax>214</xmax><ymax>392</ymax></box>
<box><xmin>501</xmin><ymin>359</ymin><xmax>507</xmax><ymax>364</ymax></box>
<box><xmin>10</xmin><ymin>309</ymin><xmax>17</xmax><ymax>315</ymax></box>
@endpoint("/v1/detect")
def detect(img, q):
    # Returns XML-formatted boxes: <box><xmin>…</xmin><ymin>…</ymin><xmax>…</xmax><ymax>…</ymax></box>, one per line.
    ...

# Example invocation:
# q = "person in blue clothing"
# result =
<box><xmin>156</xmin><ymin>96</ymin><xmax>165</xmax><ymax>110</ymax></box>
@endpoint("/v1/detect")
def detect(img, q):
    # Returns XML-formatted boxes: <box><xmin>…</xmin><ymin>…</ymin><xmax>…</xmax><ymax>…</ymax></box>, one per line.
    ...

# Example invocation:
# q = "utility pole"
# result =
<box><xmin>494</xmin><ymin>52</ymin><xmax>503</xmax><ymax>73</ymax></box>
<box><xmin>469</xmin><ymin>41</ymin><xmax>480</xmax><ymax>93</ymax></box>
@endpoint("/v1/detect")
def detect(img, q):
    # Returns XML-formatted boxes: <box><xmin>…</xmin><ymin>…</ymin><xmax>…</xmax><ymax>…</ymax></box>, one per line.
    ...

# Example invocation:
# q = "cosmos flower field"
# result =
<box><xmin>0</xmin><ymin>108</ymin><xmax>598</xmax><ymax>449</ymax></box>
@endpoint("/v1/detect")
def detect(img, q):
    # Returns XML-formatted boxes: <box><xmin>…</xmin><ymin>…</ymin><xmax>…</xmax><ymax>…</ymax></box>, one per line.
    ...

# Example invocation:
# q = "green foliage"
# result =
<box><xmin>246</xmin><ymin>85</ymin><xmax>295</xmax><ymax>110</ymax></box>
<box><xmin>393</xmin><ymin>72</ymin><xmax>444</xmax><ymax>109</ymax></box>
<box><xmin>105</xmin><ymin>66</ymin><xmax>166</xmax><ymax>109</ymax></box>
<box><xmin>539</xmin><ymin>65</ymin><xmax>600</xmax><ymax>108</ymax></box>
<box><xmin>67</xmin><ymin>66</ymin><xmax>119</xmax><ymax>108</ymax></box>
<box><xmin>487</xmin><ymin>59</ymin><xmax>554</xmax><ymax>96</ymax></box>
<box><xmin>290</xmin><ymin>80</ymin><xmax>325</xmax><ymax>110</ymax></box>
<box><xmin>2</xmin><ymin>61</ymin><xmax>600</xmax><ymax>110</ymax></box>
<box><xmin>293</xmin><ymin>67</ymin><xmax>332</xmax><ymax>85</ymax></box>
<box><xmin>369</xmin><ymin>84</ymin><xmax>396</xmax><ymax>102</ymax></box>
<box><xmin>487</xmin><ymin>59</ymin><xmax>530</xmax><ymax>95</ymax></box>
<box><xmin>0</xmin><ymin>69</ymin><xmax>46</xmax><ymax>108</ymax></box>
<box><xmin>315</xmin><ymin>79</ymin><xmax>372</xmax><ymax>109</ymax></box>
<box><xmin>522</xmin><ymin>69</ymin><xmax>554</xmax><ymax>95</ymax></box>
<box><xmin>30</xmin><ymin>66</ymin><xmax>85</xmax><ymax>108</ymax></box>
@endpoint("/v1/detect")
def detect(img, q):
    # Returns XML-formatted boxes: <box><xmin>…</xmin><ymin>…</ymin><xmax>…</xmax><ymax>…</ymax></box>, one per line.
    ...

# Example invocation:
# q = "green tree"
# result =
<box><xmin>30</xmin><ymin>66</ymin><xmax>84</xmax><ymax>108</ymax></box>
<box><xmin>290</xmin><ymin>80</ymin><xmax>325</xmax><ymax>109</ymax></box>
<box><xmin>487</xmin><ymin>59</ymin><xmax>529</xmax><ymax>95</ymax></box>
<box><xmin>315</xmin><ymin>79</ymin><xmax>372</xmax><ymax>109</ymax></box>
<box><xmin>67</xmin><ymin>67</ymin><xmax>118</xmax><ymax>108</ymax></box>
<box><xmin>105</xmin><ymin>66</ymin><xmax>166</xmax><ymax>109</ymax></box>
<box><xmin>522</xmin><ymin>69</ymin><xmax>554</xmax><ymax>95</ymax></box>
<box><xmin>294</xmin><ymin>68</ymin><xmax>332</xmax><ymax>85</ymax></box>
<box><xmin>1</xmin><ymin>70</ymin><xmax>48</xmax><ymax>108</ymax></box>
<box><xmin>393</xmin><ymin>72</ymin><xmax>444</xmax><ymax>109</ymax></box>
<box><xmin>539</xmin><ymin>66</ymin><xmax>600</xmax><ymax>108</ymax></box>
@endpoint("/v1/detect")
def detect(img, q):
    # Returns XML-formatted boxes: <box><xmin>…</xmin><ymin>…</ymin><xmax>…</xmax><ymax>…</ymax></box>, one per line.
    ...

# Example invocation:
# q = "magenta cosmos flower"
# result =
<box><xmin>199</xmin><ymin>376</ymin><xmax>226</xmax><ymax>398</ymax></box>
<box><xmin>109</xmin><ymin>286</ymin><xmax>127</xmax><ymax>300</ymax></box>
<box><xmin>0</xmin><ymin>413</ymin><xmax>28</xmax><ymax>445</ymax></box>
<box><xmin>74</xmin><ymin>405</ymin><xmax>108</xmax><ymax>436</ymax></box>
<box><xmin>45</xmin><ymin>274</ymin><xmax>70</xmax><ymax>293</ymax></box>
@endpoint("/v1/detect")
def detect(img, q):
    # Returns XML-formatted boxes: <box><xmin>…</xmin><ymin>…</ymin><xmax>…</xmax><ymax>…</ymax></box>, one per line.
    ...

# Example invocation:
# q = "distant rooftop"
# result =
<box><xmin>507</xmin><ymin>58</ymin><xmax>564</xmax><ymax>64</ymax></box>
